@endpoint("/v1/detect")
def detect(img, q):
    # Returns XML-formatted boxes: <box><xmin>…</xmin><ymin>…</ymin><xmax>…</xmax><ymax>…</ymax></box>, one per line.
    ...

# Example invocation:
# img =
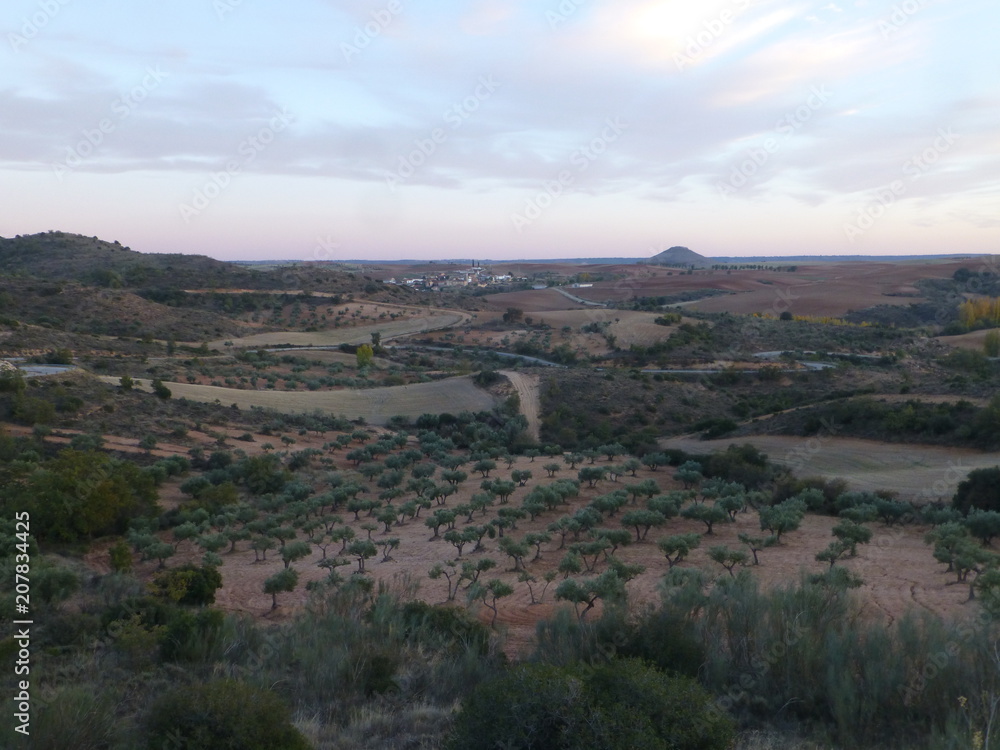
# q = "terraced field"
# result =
<box><xmin>662</xmin><ymin>433</ymin><xmax>997</xmax><ymax>504</ymax></box>
<box><xmin>205</xmin><ymin>311</ymin><xmax>470</xmax><ymax>350</ymax></box>
<box><xmin>936</xmin><ymin>329</ymin><xmax>997</xmax><ymax>351</ymax></box>
<box><xmin>528</xmin><ymin>309</ymin><xmax>695</xmax><ymax>349</ymax></box>
<box><xmin>100</xmin><ymin>375</ymin><xmax>497</xmax><ymax>425</ymax></box>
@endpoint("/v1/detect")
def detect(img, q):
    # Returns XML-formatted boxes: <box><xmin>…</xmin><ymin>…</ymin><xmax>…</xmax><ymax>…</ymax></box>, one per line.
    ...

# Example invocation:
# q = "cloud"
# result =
<box><xmin>0</xmin><ymin>0</ymin><xmax>997</xmax><ymax>258</ymax></box>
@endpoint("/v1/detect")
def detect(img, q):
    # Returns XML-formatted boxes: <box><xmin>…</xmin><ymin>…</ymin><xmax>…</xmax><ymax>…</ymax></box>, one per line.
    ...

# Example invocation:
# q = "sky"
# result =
<box><xmin>1</xmin><ymin>0</ymin><xmax>999</xmax><ymax>261</ymax></box>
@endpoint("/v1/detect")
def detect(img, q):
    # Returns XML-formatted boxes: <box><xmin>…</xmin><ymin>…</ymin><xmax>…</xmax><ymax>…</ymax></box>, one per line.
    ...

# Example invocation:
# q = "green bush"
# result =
<box><xmin>158</xmin><ymin>607</ymin><xmax>226</xmax><ymax>663</ymax></box>
<box><xmin>473</xmin><ymin>370</ymin><xmax>503</xmax><ymax>387</ymax></box>
<box><xmin>400</xmin><ymin>600</ymin><xmax>491</xmax><ymax>656</ymax></box>
<box><xmin>15</xmin><ymin>449</ymin><xmax>158</xmax><ymax>543</ymax></box>
<box><xmin>953</xmin><ymin>466</ymin><xmax>1000</xmax><ymax>514</ymax></box>
<box><xmin>144</xmin><ymin>679</ymin><xmax>311</xmax><ymax>750</ymax></box>
<box><xmin>617</xmin><ymin>608</ymin><xmax>705</xmax><ymax>678</ymax></box>
<box><xmin>30</xmin><ymin>685</ymin><xmax>118</xmax><ymax>750</ymax></box>
<box><xmin>151</xmin><ymin>378</ymin><xmax>172</xmax><ymax>399</ymax></box>
<box><xmin>447</xmin><ymin>659</ymin><xmax>733</xmax><ymax>750</ymax></box>
<box><xmin>151</xmin><ymin>564</ymin><xmax>223</xmax><ymax>606</ymax></box>
<box><xmin>12</xmin><ymin>394</ymin><xmax>56</xmax><ymax>425</ymax></box>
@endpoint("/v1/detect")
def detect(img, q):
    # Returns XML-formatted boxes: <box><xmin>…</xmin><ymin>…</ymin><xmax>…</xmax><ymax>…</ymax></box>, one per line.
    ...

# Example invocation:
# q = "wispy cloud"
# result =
<box><xmin>0</xmin><ymin>0</ymin><xmax>997</xmax><ymax>258</ymax></box>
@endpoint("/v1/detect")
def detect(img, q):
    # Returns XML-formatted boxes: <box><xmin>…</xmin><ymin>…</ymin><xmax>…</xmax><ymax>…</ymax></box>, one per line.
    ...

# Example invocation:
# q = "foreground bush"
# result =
<box><xmin>144</xmin><ymin>678</ymin><xmax>311</xmax><ymax>750</ymax></box>
<box><xmin>447</xmin><ymin>658</ymin><xmax>734</xmax><ymax>750</ymax></box>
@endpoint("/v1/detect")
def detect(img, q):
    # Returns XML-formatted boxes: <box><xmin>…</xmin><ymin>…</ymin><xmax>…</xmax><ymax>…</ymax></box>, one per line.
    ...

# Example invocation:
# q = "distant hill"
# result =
<box><xmin>0</xmin><ymin>277</ymin><xmax>257</xmax><ymax>344</ymax></box>
<box><xmin>0</xmin><ymin>232</ymin><xmax>268</xmax><ymax>289</ymax></box>
<box><xmin>649</xmin><ymin>246</ymin><xmax>712</xmax><ymax>268</ymax></box>
<box><xmin>0</xmin><ymin>232</ymin><xmax>415</xmax><ymax>301</ymax></box>
<box><xmin>708</xmin><ymin>254</ymin><xmax>985</xmax><ymax>264</ymax></box>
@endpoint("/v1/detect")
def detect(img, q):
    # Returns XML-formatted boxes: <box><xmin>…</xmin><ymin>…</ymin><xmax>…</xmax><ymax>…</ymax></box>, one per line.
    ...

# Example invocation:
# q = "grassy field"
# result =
<box><xmin>205</xmin><ymin>311</ymin><xmax>469</xmax><ymax>349</ymax></box>
<box><xmin>102</xmin><ymin>374</ymin><xmax>497</xmax><ymax>425</ymax></box>
<box><xmin>662</xmin><ymin>433</ymin><xmax>997</xmax><ymax>504</ymax></box>
<box><xmin>528</xmin><ymin>308</ymin><xmax>695</xmax><ymax>349</ymax></box>
<box><xmin>936</xmin><ymin>328</ymin><xmax>997</xmax><ymax>351</ymax></box>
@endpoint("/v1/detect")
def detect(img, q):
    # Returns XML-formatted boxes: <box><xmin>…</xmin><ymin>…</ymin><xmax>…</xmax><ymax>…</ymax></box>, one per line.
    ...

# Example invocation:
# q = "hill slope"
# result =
<box><xmin>650</xmin><ymin>246</ymin><xmax>712</xmax><ymax>268</ymax></box>
<box><xmin>0</xmin><ymin>278</ymin><xmax>259</xmax><ymax>343</ymax></box>
<box><xmin>0</xmin><ymin>232</ymin><xmax>413</xmax><ymax>300</ymax></box>
<box><xmin>0</xmin><ymin>232</ymin><xmax>266</xmax><ymax>289</ymax></box>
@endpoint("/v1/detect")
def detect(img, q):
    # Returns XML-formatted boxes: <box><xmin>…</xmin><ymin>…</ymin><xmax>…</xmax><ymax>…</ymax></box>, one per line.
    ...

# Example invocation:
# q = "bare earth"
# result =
<box><xmin>96</xmin><ymin>447</ymin><xmax>979</xmax><ymax>659</ymax></box>
<box><xmin>484</xmin><ymin>288</ymin><xmax>589</xmax><ymax>313</ymax></box>
<box><xmin>488</xmin><ymin>259</ymin><xmax>974</xmax><ymax>319</ymax></box>
<box><xmin>936</xmin><ymin>329</ymin><xmax>998</xmax><ymax>351</ymax></box>
<box><xmin>51</xmin><ymin>397</ymin><xmax>979</xmax><ymax>656</ymax></box>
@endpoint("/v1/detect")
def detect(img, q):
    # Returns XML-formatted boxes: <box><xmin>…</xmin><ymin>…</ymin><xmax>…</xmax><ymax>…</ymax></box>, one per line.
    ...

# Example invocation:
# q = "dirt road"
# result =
<box><xmin>500</xmin><ymin>370</ymin><xmax>541</xmax><ymax>442</ymax></box>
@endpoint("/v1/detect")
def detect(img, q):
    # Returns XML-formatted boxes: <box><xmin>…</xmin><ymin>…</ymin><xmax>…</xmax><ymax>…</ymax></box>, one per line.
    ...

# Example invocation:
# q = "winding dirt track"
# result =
<box><xmin>500</xmin><ymin>370</ymin><xmax>541</xmax><ymax>442</ymax></box>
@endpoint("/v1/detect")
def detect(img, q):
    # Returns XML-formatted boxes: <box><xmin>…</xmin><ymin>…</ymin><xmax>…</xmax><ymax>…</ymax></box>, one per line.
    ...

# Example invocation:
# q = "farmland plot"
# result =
<box><xmin>103</xmin><ymin>375</ymin><xmax>497</xmax><ymax>425</ymax></box>
<box><xmin>661</xmin><ymin>433</ymin><xmax>997</xmax><ymax>503</ymax></box>
<box><xmin>206</xmin><ymin>311</ymin><xmax>468</xmax><ymax>349</ymax></box>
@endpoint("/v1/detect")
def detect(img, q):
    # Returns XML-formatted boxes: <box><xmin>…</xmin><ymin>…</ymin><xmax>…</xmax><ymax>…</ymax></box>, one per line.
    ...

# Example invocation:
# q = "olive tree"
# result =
<box><xmin>264</xmin><ymin>568</ymin><xmax>299</xmax><ymax>610</ymax></box>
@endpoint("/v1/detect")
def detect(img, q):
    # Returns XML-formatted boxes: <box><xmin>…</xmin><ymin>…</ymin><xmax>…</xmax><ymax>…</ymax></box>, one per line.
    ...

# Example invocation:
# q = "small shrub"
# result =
<box><xmin>144</xmin><ymin>679</ymin><xmax>311</xmax><ymax>750</ymax></box>
<box><xmin>447</xmin><ymin>659</ymin><xmax>733</xmax><ymax>750</ymax></box>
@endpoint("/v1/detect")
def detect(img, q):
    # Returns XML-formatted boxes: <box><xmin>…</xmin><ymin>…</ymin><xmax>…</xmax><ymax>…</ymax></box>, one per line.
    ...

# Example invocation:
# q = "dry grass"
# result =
<box><xmin>529</xmin><ymin>309</ymin><xmax>697</xmax><ymax>349</ymax></box>
<box><xmin>936</xmin><ymin>328</ymin><xmax>996</xmax><ymax>351</ymax></box>
<box><xmin>102</xmin><ymin>375</ymin><xmax>497</xmax><ymax>426</ymax></box>
<box><xmin>296</xmin><ymin>702</ymin><xmax>455</xmax><ymax>750</ymax></box>
<box><xmin>205</xmin><ymin>312</ymin><xmax>469</xmax><ymax>350</ymax></box>
<box><xmin>661</xmin><ymin>433</ymin><xmax>997</xmax><ymax>505</ymax></box>
<box><xmin>735</xmin><ymin>731</ymin><xmax>829</xmax><ymax>750</ymax></box>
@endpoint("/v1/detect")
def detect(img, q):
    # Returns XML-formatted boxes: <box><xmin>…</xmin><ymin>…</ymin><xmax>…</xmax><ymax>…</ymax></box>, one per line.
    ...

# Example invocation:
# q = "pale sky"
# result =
<box><xmin>2</xmin><ymin>0</ymin><xmax>998</xmax><ymax>261</ymax></box>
